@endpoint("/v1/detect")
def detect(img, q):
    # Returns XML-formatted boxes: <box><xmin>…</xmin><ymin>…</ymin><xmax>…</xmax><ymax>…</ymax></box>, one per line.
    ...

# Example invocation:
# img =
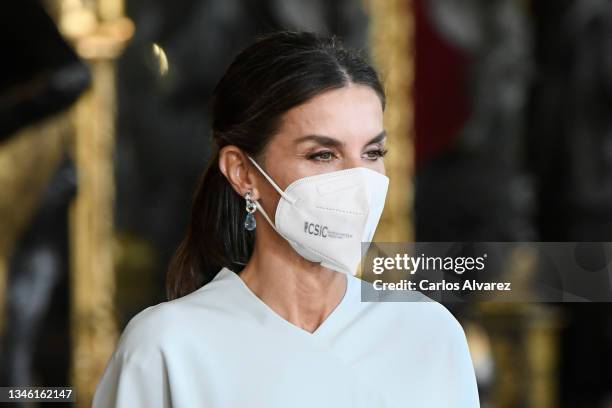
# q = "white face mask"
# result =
<box><xmin>247</xmin><ymin>155</ymin><xmax>389</xmax><ymax>276</ymax></box>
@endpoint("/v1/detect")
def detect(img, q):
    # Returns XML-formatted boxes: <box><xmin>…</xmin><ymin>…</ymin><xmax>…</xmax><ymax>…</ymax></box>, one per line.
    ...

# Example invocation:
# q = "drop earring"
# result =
<box><xmin>244</xmin><ymin>190</ymin><xmax>257</xmax><ymax>231</ymax></box>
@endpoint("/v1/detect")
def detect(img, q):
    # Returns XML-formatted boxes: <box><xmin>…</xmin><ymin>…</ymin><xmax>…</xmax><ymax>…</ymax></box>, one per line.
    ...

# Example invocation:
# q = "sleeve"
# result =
<box><xmin>91</xmin><ymin>306</ymin><xmax>173</xmax><ymax>408</ymax></box>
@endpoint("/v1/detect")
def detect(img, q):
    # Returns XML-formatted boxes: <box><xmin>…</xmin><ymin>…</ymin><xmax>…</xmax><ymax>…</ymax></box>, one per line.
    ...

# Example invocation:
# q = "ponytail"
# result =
<box><xmin>165</xmin><ymin>151</ymin><xmax>254</xmax><ymax>300</ymax></box>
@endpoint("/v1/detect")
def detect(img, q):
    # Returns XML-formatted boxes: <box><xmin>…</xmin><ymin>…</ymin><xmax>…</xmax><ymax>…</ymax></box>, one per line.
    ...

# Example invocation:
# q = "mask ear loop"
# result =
<box><xmin>245</xmin><ymin>155</ymin><xmax>296</xmax><ymax>234</ymax></box>
<box><xmin>247</xmin><ymin>156</ymin><xmax>296</xmax><ymax>205</ymax></box>
<box><xmin>253</xmin><ymin>200</ymin><xmax>276</xmax><ymax>230</ymax></box>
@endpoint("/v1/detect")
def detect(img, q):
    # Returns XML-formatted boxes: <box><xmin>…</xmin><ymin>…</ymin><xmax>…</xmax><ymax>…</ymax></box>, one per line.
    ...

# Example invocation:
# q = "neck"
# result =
<box><xmin>238</xmin><ymin>224</ymin><xmax>347</xmax><ymax>334</ymax></box>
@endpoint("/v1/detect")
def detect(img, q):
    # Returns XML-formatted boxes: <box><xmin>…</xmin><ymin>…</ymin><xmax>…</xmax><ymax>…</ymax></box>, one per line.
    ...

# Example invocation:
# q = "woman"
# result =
<box><xmin>92</xmin><ymin>30</ymin><xmax>480</xmax><ymax>407</ymax></box>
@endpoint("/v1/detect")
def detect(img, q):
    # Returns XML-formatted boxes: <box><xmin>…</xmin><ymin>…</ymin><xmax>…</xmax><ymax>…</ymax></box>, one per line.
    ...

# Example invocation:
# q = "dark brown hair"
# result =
<box><xmin>166</xmin><ymin>30</ymin><xmax>385</xmax><ymax>300</ymax></box>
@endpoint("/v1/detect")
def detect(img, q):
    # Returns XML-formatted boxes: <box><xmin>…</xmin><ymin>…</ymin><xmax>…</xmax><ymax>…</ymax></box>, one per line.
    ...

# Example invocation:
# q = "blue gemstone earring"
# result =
<box><xmin>244</xmin><ymin>190</ymin><xmax>257</xmax><ymax>231</ymax></box>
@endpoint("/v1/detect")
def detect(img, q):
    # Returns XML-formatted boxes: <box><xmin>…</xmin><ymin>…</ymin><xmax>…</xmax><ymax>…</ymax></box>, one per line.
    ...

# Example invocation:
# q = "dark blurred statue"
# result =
<box><xmin>1</xmin><ymin>157</ymin><xmax>76</xmax><ymax>388</ymax></box>
<box><xmin>0</xmin><ymin>0</ymin><xmax>88</xmax><ymax>390</ymax></box>
<box><xmin>414</xmin><ymin>0</ymin><xmax>534</xmax><ymax>242</ymax></box>
<box><xmin>529</xmin><ymin>1</ymin><xmax>612</xmax><ymax>406</ymax></box>
<box><xmin>530</xmin><ymin>0</ymin><xmax>612</xmax><ymax>241</ymax></box>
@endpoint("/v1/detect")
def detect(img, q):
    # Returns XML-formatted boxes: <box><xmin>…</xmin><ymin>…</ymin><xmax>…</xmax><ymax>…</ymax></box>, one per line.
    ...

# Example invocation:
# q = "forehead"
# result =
<box><xmin>277</xmin><ymin>84</ymin><xmax>384</xmax><ymax>140</ymax></box>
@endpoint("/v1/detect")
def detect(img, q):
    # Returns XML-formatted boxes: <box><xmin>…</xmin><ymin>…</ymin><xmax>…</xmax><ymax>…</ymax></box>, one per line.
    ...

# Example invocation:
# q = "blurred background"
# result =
<box><xmin>1</xmin><ymin>0</ymin><xmax>612</xmax><ymax>407</ymax></box>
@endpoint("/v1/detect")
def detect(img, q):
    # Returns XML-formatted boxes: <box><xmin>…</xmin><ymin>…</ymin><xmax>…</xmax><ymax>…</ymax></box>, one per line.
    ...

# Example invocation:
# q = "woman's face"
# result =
<box><xmin>259</xmin><ymin>84</ymin><xmax>386</xmax><ymax>193</ymax></box>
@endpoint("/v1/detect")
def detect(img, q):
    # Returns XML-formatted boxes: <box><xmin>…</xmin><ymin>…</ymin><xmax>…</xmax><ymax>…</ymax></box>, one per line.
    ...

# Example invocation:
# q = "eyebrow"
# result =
<box><xmin>294</xmin><ymin>130</ymin><xmax>387</xmax><ymax>148</ymax></box>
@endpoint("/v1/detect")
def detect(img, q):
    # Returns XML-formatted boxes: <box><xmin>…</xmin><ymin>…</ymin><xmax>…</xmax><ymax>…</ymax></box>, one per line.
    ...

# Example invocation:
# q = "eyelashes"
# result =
<box><xmin>305</xmin><ymin>151</ymin><xmax>336</xmax><ymax>161</ymax></box>
<box><xmin>305</xmin><ymin>148</ymin><xmax>388</xmax><ymax>162</ymax></box>
<box><xmin>365</xmin><ymin>148</ymin><xmax>388</xmax><ymax>159</ymax></box>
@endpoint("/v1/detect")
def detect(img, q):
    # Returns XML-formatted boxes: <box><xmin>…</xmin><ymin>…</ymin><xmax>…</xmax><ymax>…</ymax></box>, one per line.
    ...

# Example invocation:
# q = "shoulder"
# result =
<box><xmin>114</xmin><ymin>283</ymin><xmax>223</xmax><ymax>356</ymax></box>
<box><xmin>92</xmin><ymin>301</ymin><xmax>197</xmax><ymax>407</ymax></box>
<box><xmin>415</xmin><ymin>300</ymin><xmax>468</xmax><ymax>343</ymax></box>
<box><xmin>113</xmin><ymin>268</ymin><xmax>249</xmax><ymax>357</ymax></box>
<box><xmin>351</xmin><ymin>276</ymin><xmax>467</xmax><ymax>340</ymax></box>
<box><xmin>113</xmin><ymin>301</ymin><xmax>184</xmax><ymax>357</ymax></box>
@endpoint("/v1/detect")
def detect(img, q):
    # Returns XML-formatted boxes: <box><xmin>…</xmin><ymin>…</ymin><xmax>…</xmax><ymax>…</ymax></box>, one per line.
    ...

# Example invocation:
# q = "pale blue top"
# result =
<box><xmin>92</xmin><ymin>267</ymin><xmax>480</xmax><ymax>407</ymax></box>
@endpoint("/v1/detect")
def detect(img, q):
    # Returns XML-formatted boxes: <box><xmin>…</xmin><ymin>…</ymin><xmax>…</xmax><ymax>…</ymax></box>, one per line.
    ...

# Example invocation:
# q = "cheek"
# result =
<box><xmin>370</xmin><ymin>160</ymin><xmax>386</xmax><ymax>176</ymax></box>
<box><xmin>264</xmin><ymin>156</ymin><xmax>304</xmax><ymax>190</ymax></box>
<box><xmin>255</xmin><ymin>178</ymin><xmax>281</xmax><ymax>222</ymax></box>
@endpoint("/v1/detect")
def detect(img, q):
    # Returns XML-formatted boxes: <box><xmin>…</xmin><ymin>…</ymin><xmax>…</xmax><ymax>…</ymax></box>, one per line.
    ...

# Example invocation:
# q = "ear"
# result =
<box><xmin>218</xmin><ymin>146</ymin><xmax>260</xmax><ymax>199</ymax></box>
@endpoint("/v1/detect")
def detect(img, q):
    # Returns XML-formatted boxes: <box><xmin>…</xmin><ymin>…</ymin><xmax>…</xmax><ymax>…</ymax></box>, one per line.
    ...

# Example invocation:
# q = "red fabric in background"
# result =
<box><xmin>413</xmin><ymin>0</ymin><xmax>471</xmax><ymax>169</ymax></box>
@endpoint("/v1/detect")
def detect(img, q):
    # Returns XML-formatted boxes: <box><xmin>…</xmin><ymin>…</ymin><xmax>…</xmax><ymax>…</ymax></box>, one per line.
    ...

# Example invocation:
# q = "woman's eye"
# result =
<box><xmin>307</xmin><ymin>151</ymin><xmax>336</xmax><ymax>161</ymax></box>
<box><xmin>364</xmin><ymin>148</ymin><xmax>388</xmax><ymax>160</ymax></box>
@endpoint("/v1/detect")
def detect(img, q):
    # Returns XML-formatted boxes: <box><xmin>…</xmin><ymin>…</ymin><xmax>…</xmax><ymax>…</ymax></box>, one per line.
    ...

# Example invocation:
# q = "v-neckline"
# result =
<box><xmin>219</xmin><ymin>267</ymin><xmax>353</xmax><ymax>339</ymax></box>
